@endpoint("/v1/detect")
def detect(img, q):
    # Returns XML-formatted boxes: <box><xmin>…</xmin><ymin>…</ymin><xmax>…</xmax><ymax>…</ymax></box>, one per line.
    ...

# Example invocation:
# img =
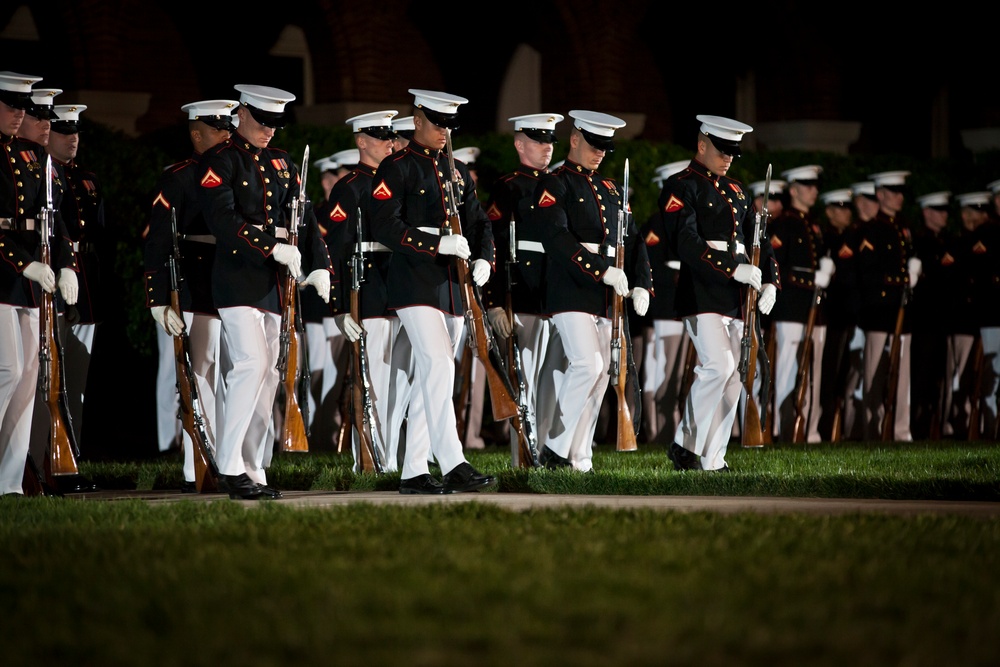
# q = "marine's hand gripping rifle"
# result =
<box><xmin>739</xmin><ymin>163</ymin><xmax>772</xmax><ymax>448</ymax></box>
<box><xmin>442</xmin><ymin>129</ymin><xmax>520</xmax><ymax>423</ymax></box>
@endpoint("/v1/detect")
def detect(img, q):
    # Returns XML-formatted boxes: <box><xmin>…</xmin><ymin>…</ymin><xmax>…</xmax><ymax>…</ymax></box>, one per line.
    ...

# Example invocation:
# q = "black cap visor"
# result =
<box><xmin>196</xmin><ymin>114</ymin><xmax>236</xmax><ymax>131</ymax></box>
<box><xmin>27</xmin><ymin>104</ymin><xmax>59</xmax><ymax>121</ymax></box>
<box><xmin>579</xmin><ymin>127</ymin><xmax>614</xmax><ymax>152</ymax></box>
<box><xmin>50</xmin><ymin>121</ymin><xmax>80</xmax><ymax>135</ymax></box>
<box><xmin>791</xmin><ymin>179</ymin><xmax>820</xmax><ymax>187</ymax></box>
<box><xmin>0</xmin><ymin>90</ymin><xmax>31</xmax><ymax>110</ymax></box>
<box><xmin>420</xmin><ymin>107</ymin><xmax>460</xmax><ymax>129</ymax></box>
<box><xmin>244</xmin><ymin>103</ymin><xmax>287</xmax><ymax>129</ymax></box>
<box><xmin>358</xmin><ymin>125</ymin><xmax>396</xmax><ymax>141</ymax></box>
<box><xmin>521</xmin><ymin>127</ymin><xmax>557</xmax><ymax>144</ymax></box>
<box><xmin>706</xmin><ymin>132</ymin><xmax>741</xmax><ymax>157</ymax></box>
<box><xmin>825</xmin><ymin>201</ymin><xmax>851</xmax><ymax>208</ymax></box>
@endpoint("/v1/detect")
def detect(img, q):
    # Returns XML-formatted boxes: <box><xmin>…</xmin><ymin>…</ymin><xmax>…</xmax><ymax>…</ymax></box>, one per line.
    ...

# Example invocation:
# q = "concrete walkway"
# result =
<box><xmin>69</xmin><ymin>489</ymin><xmax>1000</xmax><ymax>517</ymax></box>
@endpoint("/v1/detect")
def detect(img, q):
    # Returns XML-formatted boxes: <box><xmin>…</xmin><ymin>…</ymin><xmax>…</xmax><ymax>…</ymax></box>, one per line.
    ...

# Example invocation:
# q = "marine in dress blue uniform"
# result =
<box><xmin>48</xmin><ymin>103</ymin><xmax>106</xmax><ymax>452</ymax></box>
<box><xmin>369</xmin><ymin>89</ymin><xmax>497</xmax><ymax>494</ymax></box>
<box><xmin>660</xmin><ymin>115</ymin><xmax>780</xmax><ymax>472</ymax></box>
<box><xmin>481</xmin><ymin>112</ymin><xmax>564</xmax><ymax>465</ymax></box>
<box><xmin>767</xmin><ymin>164</ymin><xmax>830</xmax><ymax>442</ymax></box>
<box><xmin>856</xmin><ymin>170</ymin><xmax>919</xmax><ymax>441</ymax></box>
<box><xmin>961</xmin><ymin>191</ymin><xmax>1000</xmax><ymax>438</ymax></box>
<box><xmin>639</xmin><ymin>160</ymin><xmax>690</xmax><ymax>443</ymax></box>
<box><xmin>531</xmin><ymin>110</ymin><xmax>652</xmax><ymax>472</ymax></box>
<box><xmin>144</xmin><ymin>99</ymin><xmax>237</xmax><ymax>490</ymax></box>
<box><xmin>199</xmin><ymin>85</ymin><xmax>332</xmax><ymax>499</ymax></box>
<box><xmin>324</xmin><ymin>110</ymin><xmax>401</xmax><ymax>471</ymax></box>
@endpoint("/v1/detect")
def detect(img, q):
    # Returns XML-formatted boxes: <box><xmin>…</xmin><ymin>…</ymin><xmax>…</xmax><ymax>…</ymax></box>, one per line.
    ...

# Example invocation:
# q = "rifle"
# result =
<box><xmin>504</xmin><ymin>207</ymin><xmax>540</xmax><ymax>468</ymax></box>
<box><xmin>880</xmin><ymin>286</ymin><xmax>910</xmax><ymax>442</ymax></box>
<box><xmin>37</xmin><ymin>155</ymin><xmax>83</xmax><ymax>488</ymax></box>
<box><xmin>738</xmin><ymin>163</ymin><xmax>773</xmax><ymax>448</ymax></box>
<box><xmin>442</xmin><ymin>129</ymin><xmax>520</xmax><ymax>425</ymax></box>
<box><xmin>791</xmin><ymin>284</ymin><xmax>823</xmax><ymax>443</ymax></box>
<box><xmin>967</xmin><ymin>335</ymin><xmax>984</xmax><ymax>441</ymax></box>
<box><xmin>275</xmin><ymin>145</ymin><xmax>310</xmax><ymax>453</ymax></box>
<box><xmin>168</xmin><ymin>208</ymin><xmax>220</xmax><ymax>492</ymax></box>
<box><xmin>346</xmin><ymin>208</ymin><xmax>386</xmax><ymax>473</ymax></box>
<box><xmin>609</xmin><ymin>158</ymin><xmax>639</xmax><ymax>452</ymax></box>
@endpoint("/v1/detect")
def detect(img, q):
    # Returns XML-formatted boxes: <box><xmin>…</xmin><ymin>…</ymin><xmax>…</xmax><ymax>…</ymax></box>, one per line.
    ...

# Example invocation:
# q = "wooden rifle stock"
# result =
<box><xmin>830</xmin><ymin>395</ymin><xmax>844</xmax><ymax>444</ymax></box>
<box><xmin>967</xmin><ymin>335</ymin><xmax>984</xmax><ymax>441</ymax></box>
<box><xmin>880</xmin><ymin>288</ymin><xmax>909</xmax><ymax>442</ymax></box>
<box><xmin>761</xmin><ymin>324</ymin><xmax>776</xmax><ymax>444</ymax></box>
<box><xmin>791</xmin><ymin>286</ymin><xmax>822</xmax><ymax>443</ymax></box>
<box><xmin>276</xmin><ymin>146</ymin><xmax>310</xmax><ymax>453</ymax></box>
<box><xmin>740</xmin><ymin>279</ymin><xmax>765</xmax><ymax>448</ymax></box>
<box><xmin>453</xmin><ymin>347</ymin><xmax>473</xmax><ymax>444</ymax></box>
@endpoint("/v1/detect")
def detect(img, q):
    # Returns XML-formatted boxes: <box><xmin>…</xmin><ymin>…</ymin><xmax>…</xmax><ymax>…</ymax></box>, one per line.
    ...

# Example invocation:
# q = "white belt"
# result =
<box><xmin>417</xmin><ymin>226</ymin><xmax>442</xmax><ymax>235</ymax></box>
<box><xmin>361</xmin><ymin>241</ymin><xmax>389</xmax><ymax>252</ymax></box>
<box><xmin>251</xmin><ymin>224</ymin><xmax>289</xmax><ymax>239</ymax></box>
<box><xmin>71</xmin><ymin>241</ymin><xmax>99</xmax><ymax>253</ymax></box>
<box><xmin>791</xmin><ymin>265</ymin><xmax>815</xmax><ymax>274</ymax></box>
<box><xmin>0</xmin><ymin>217</ymin><xmax>36</xmax><ymax>230</ymax></box>
<box><xmin>518</xmin><ymin>240</ymin><xmax>545</xmax><ymax>253</ymax></box>
<box><xmin>706</xmin><ymin>240</ymin><xmax>746</xmax><ymax>254</ymax></box>
<box><xmin>667</xmin><ymin>260</ymin><xmax>681</xmax><ymax>270</ymax></box>
<box><xmin>183</xmin><ymin>234</ymin><xmax>217</xmax><ymax>244</ymax></box>
<box><xmin>581</xmin><ymin>242</ymin><xmax>615</xmax><ymax>257</ymax></box>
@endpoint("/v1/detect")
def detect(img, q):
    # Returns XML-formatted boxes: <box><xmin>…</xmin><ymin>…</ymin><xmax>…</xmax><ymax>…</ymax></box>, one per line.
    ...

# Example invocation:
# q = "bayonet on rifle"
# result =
<box><xmin>609</xmin><ymin>159</ymin><xmax>639</xmax><ymax>451</ymax></box>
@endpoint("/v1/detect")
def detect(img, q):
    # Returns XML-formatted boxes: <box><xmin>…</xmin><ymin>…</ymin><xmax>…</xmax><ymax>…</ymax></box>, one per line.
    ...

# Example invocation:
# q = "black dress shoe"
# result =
<box><xmin>399</xmin><ymin>474</ymin><xmax>449</xmax><ymax>495</ymax></box>
<box><xmin>538</xmin><ymin>445</ymin><xmax>571</xmax><ymax>470</ymax></box>
<box><xmin>442</xmin><ymin>462</ymin><xmax>497</xmax><ymax>493</ymax></box>
<box><xmin>256</xmin><ymin>484</ymin><xmax>283</xmax><ymax>499</ymax></box>
<box><xmin>668</xmin><ymin>443</ymin><xmax>699</xmax><ymax>471</ymax></box>
<box><xmin>180</xmin><ymin>481</ymin><xmax>198</xmax><ymax>494</ymax></box>
<box><xmin>223</xmin><ymin>474</ymin><xmax>266</xmax><ymax>500</ymax></box>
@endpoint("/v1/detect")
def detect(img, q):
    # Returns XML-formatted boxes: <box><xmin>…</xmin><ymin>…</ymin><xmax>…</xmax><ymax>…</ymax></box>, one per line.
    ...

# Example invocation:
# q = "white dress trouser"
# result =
<box><xmin>862</xmin><ymin>331</ymin><xmax>912</xmax><ymax>441</ymax></box>
<box><xmin>979</xmin><ymin>327</ymin><xmax>1000</xmax><ymax>437</ymax></box>
<box><xmin>217</xmin><ymin>307</ymin><xmax>280</xmax><ymax>484</ymax></box>
<box><xmin>773</xmin><ymin>321</ymin><xmax>826</xmax><ymax>442</ymax></box>
<box><xmin>62</xmin><ymin>321</ymin><xmax>95</xmax><ymax>447</ymax></box>
<box><xmin>0</xmin><ymin>305</ymin><xmax>39</xmax><ymax>494</ymax></box>
<box><xmin>319</xmin><ymin>317</ymin><xmax>347</xmax><ymax>445</ymax></box>
<box><xmin>546</xmin><ymin>312</ymin><xmax>612</xmax><ymax>473</ymax></box>
<box><xmin>675</xmin><ymin>313</ymin><xmax>743</xmax><ymax>471</ymax></box>
<box><xmin>155</xmin><ymin>326</ymin><xmax>181</xmax><ymax>451</ymax></box>
<box><xmin>395</xmin><ymin>306</ymin><xmax>468</xmax><ymax>479</ymax></box>
<box><xmin>508</xmin><ymin>313</ymin><xmax>555</xmax><ymax>463</ymax></box>
<box><xmin>645</xmin><ymin>319</ymin><xmax>686</xmax><ymax>442</ymax></box>
<box><xmin>942</xmin><ymin>333</ymin><xmax>974</xmax><ymax>437</ymax></box>
<box><xmin>304</xmin><ymin>320</ymin><xmax>328</xmax><ymax>432</ymax></box>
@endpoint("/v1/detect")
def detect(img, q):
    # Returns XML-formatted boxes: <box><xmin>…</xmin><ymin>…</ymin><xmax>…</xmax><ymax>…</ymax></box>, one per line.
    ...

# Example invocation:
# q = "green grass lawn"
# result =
<box><xmin>2</xmin><ymin>440</ymin><xmax>998</xmax><ymax>666</ymax></box>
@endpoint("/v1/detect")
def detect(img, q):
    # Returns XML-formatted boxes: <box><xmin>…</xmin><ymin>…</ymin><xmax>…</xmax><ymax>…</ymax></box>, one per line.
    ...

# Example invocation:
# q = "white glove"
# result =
<box><xmin>335</xmin><ymin>313</ymin><xmax>364</xmax><ymax>343</ymax></box>
<box><xmin>302</xmin><ymin>269</ymin><xmax>331</xmax><ymax>303</ymax></box>
<box><xmin>907</xmin><ymin>256</ymin><xmax>922</xmax><ymax>288</ymax></box>
<box><xmin>630</xmin><ymin>287</ymin><xmax>650</xmax><ymax>317</ymax></box>
<box><xmin>733</xmin><ymin>263</ymin><xmax>762</xmax><ymax>291</ymax></box>
<box><xmin>602</xmin><ymin>266</ymin><xmax>630</xmax><ymax>296</ymax></box>
<box><xmin>151</xmin><ymin>305</ymin><xmax>185</xmax><ymax>336</ymax></box>
<box><xmin>815</xmin><ymin>270</ymin><xmax>831</xmax><ymax>289</ymax></box>
<box><xmin>487</xmin><ymin>306</ymin><xmax>512</xmax><ymax>338</ymax></box>
<box><xmin>666</xmin><ymin>260</ymin><xmax>681</xmax><ymax>270</ymax></box>
<box><xmin>272</xmin><ymin>243</ymin><xmax>302</xmax><ymax>280</ymax></box>
<box><xmin>23</xmin><ymin>261</ymin><xmax>56</xmax><ymax>293</ymax></box>
<box><xmin>819</xmin><ymin>256</ymin><xmax>836</xmax><ymax>276</ymax></box>
<box><xmin>471</xmin><ymin>259</ymin><xmax>491</xmax><ymax>286</ymax></box>
<box><xmin>58</xmin><ymin>268</ymin><xmax>79</xmax><ymax>305</ymax></box>
<box><xmin>438</xmin><ymin>234</ymin><xmax>471</xmax><ymax>259</ymax></box>
<box><xmin>758</xmin><ymin>284</ymin><xmax>777</xmax><ymax>315</ymax></box>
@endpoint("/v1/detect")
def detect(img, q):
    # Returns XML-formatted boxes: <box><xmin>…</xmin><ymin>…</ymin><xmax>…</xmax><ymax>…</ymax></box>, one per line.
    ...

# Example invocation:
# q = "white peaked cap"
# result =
<box><xmin>870</xmin><ymin>171</ymin><xmax>911</xmax><ymax>188</ymax></box>
<box><xmin>509</xmin><ymin>113</ymin><xmax>564</xmax><ymax>132</ymax></box>
<box><xmin>750</xmin><ymin>179</ymin><xmax>787</xmax><ymax>197</ymax></box>
<box><xmin>181</xmin><ymin>99</ymin><xmax>239</xmax><ymax>120</ymax></box>
<box><xmin>345</xmin><ymin>109</ymin><xmax>398</xmax><ymax>132</ymax></box>
<box><xmin>330</xmin><ymin>148</ymin><xmax>360</xmax><ymax>167</ymax></box>
<box><xmin>234</xmin><ymin>84</ymin><xmax>295</xmax><ymax>112</ymax></box>
<box><xmin>916</xmin><ymin>191</ymin><xmax>951</xmax><ymax>208</ymax></box>
<box><xmin>956</xmin><ymin>191</ymin><xmax>992</xmax><ymax>208</ymax></box>
<box><xmin>821</xmin><ymin>188</ymin><xmax>854</xmax><ymax>206</ymax></box>
<box><xmin>781</xmin><ymin>165</ymin><xmax>823</xmax><ymax>183</ymax></box>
